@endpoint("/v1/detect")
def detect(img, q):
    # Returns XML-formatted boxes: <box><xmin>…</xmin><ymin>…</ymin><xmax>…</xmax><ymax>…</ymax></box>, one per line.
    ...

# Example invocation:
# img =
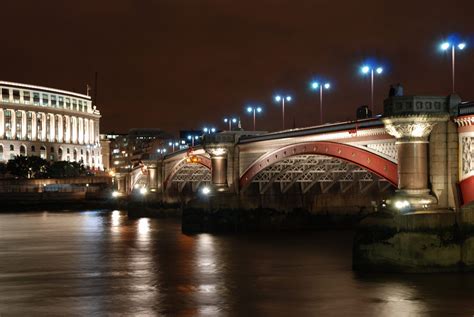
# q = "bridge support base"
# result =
<box><xmin>353</xmin><ymin>204</ymin><xmax>474</xmax><ymax>272</ymax></box>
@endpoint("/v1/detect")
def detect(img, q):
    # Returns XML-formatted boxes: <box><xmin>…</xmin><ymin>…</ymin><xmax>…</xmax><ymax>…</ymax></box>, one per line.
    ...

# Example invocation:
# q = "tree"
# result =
<box><xmin>47</xmin><ymin>161</ymin><xmax>88</xmax><ymax>178</ymax></box>
<box><xmin>6</xmin><ymin>156</ymin><xmax>48</xmax><ymax>178</ymax></box>
<box><xmin>0</xmin><ymin>162</ymin><xmax>6</xmax><ymax>176</ymax></box>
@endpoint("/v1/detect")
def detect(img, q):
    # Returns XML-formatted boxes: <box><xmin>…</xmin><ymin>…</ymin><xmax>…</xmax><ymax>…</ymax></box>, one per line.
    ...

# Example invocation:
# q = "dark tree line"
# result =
<box><xmin>0</xmin><ymin>156</ymin><xmax>91</xmax><ymax>179</ymax></box>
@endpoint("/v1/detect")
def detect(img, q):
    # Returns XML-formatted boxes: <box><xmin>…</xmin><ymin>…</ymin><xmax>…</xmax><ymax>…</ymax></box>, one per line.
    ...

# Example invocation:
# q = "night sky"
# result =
<box><xmin>2</xmin><ymin>0</ymin><xmax>473</xmax><ymax>134</ymax></box>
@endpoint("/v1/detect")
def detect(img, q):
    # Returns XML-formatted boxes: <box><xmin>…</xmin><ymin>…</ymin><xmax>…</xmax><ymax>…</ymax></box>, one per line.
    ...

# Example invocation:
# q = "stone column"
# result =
<box><xmin>41</xmin><ymin>113</ymin><xmax>47</xmax><ymax>141</ymax></box>
<box><xmin>21</xmin><ymin>111</ymin><xmax>27</xmax><ymax>140</ymax></box>
<box><xmin>10</xmin><ymin>109</ymin><xmax>16</xmax><ymax>140</ymax></box>
<box><xmin>382</xmin><ymin>96</ymin><xmax>450</xmax><ymax>211</ymax></box>
<box><xmin>0</xmin><ymin>108</ymin><xmax>4</xmax><ymax>138</ymax></box>
<box><xmin>31</xmin><ymin>112</ymin><xmax>37</xmax><ymax>141</ymax></box>
<box><xmin>207</xmin><ymin>147</ymin><xmax>229</xmax><ymax>190</ymax></box>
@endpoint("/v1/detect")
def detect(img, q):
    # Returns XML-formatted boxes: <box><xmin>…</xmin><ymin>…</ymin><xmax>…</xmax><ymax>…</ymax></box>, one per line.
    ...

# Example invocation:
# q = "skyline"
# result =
<box><xmin>1</xmin><ymin>0</ymin><xmax>473</xmax><ymax>134</ymax></box>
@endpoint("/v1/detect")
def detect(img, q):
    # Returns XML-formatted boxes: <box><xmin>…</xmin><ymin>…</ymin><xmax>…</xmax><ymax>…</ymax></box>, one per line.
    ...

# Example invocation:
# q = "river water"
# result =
<box><xmin>0</xmin><ymin>210</ymin><xmax>473</xmax><ymax>316</ymax></box>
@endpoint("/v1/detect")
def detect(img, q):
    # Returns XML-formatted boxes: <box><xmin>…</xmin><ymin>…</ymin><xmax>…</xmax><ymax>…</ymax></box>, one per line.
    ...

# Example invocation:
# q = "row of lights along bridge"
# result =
<box><xmin>163</xmin><ymin>37</ymin><xmax>468</xmax><ymax>153</ymax></box>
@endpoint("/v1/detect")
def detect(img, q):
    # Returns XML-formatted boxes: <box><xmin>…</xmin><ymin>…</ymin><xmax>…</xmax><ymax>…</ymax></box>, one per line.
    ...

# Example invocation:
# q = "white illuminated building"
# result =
<box><xmin>0</xmin><ymin>81</ymin><xmax>102</xmax><ymax>168</ymax></box>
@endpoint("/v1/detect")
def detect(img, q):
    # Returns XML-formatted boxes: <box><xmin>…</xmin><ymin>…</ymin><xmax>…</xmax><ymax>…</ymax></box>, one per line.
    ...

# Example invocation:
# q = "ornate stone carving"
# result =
<box><xmin>461</xmin><ymin>135</ymin><xmax>474</xmax><ymax>179</ymax></box>
<box><xmin>205</xmin><ymin>147</ymin><xmax>228</xmax><ymax>157</ymax></box>
<box><xmin>382</xmin><ymin>115</ymin><xmax>448</xmax><ymax>140</ymax></box>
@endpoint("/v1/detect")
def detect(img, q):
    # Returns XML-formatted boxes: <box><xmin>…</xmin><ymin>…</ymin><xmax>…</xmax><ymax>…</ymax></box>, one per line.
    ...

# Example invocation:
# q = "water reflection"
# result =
<box><xmin>111</xmin><ymin>210</ymin><xmax>120</xmax><ymax>227</ymax></box>
<box><xmin>0</xmin><ymin>211</ymin><xmax>474</xmax><ymax>316</ymax></box>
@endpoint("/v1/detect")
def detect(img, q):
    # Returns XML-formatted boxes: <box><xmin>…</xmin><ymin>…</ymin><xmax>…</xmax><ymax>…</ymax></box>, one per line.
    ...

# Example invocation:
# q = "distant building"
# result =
<box><xmin>0</xmin><ymin>81</ymin><xmax>102</xmax><ymax>169</ymax></box>
<box><xmin>103</xmin><ymin>128</ymin><xmax>173</xmax><ymax>174</ymax></box>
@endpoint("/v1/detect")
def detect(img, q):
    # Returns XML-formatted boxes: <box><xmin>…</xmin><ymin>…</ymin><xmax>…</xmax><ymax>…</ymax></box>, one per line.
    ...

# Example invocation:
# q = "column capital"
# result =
<box><xmin>382</xmin><ymin>114</ymin><xmax>448</xmax><ymax>141</ymax></box>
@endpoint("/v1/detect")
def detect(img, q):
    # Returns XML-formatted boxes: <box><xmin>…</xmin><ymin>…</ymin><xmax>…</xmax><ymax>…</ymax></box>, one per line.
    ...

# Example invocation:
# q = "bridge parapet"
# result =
<box><xmin>383</xmin><ymin>95</ymin><xmax>458</xmax><ymax>117</ymax></box>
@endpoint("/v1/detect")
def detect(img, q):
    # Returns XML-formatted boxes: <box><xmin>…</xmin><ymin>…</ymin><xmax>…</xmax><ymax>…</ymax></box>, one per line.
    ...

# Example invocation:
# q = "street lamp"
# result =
<box><xmin>223</xmin><ymin>117</ymin><xmax>238</xmax><ymax>131</ymax></box>
<box><xmin>310</xmin><ymin>81</ymin><xmax>331</xmax><ymax>125</ymax></box>
<box><xmin>156</xmin><ymin>147</ymin><xmax>167</xmax><ymax>157</ymax></box>
<box><xmin>203</xmin><ymin>127</ymin><xmax>216</xmax><ymax>134</ymax></box>
<box><xmin>187</xmin><ymin>134</ymin><xmax>199</xmax><ymax>147</ymax></box>
<box><xmin>246</xmin><ymin>106</ymin><xmax>263</xmax><ymax>131</ymax></box>
<box><xmin>440</xmin><ymin>39</ymin><xmax>467</xmax><ymax>93</ymax></box>
<box><xmin>361</xmin><ymin>64</ymin><xmax>383</xmax><ymax>115</ymax></box>
<box><xmin>168</xmin><ymin>141</ymin><xmax>180</xmax><ymax>152</ymax></box>
<box><xmin>274</xmin><ymin>95</ymin><xmax>292</xmax><ymax>130</ymax></box>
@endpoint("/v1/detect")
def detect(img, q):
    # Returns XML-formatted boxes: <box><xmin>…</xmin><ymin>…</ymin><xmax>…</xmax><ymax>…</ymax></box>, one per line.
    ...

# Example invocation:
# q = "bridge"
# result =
<box><xmin>120</xmin><ymin>94</ymin><xmax>474</xmax><ymax>214</ymax></box>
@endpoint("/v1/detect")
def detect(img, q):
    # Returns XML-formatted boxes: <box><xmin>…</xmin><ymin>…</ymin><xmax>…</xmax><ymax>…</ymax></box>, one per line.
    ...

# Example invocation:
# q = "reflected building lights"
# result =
<box><xmin>111</xmin><ymin>210</ymin><xmax>121</xmax><ymax>227</ymax></box>
<box><xmin>138</xmin><ymin>218</ymin><xmax>150</xmax><ymax>235</ymax></box>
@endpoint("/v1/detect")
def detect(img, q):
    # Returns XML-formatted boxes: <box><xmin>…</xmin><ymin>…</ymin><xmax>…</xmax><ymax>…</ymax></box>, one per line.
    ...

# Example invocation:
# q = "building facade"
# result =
<box><xmin>0</xmin><ymin>81</ymin><xmax>102</xmax><ymax>168</ymax></box>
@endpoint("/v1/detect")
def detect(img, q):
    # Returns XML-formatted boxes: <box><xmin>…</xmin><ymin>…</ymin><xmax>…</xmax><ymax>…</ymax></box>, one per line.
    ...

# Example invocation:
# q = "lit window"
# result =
<box><xmin>51</xmin><ymin>95</ymin><xmax>57</xmax><ymax>107</ymax></box>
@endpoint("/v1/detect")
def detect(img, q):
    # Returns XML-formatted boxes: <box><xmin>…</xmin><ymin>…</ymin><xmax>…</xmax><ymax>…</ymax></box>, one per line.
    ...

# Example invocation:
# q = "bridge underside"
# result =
<box><xmin>246</xmin><ymin>154</ymin><xmax>394</xmax><ymax>195</ymax></box>
<box><xmin>167</xmin><ymin>164</ymin><xmax>211</xmax><ymax>193</ymax></box>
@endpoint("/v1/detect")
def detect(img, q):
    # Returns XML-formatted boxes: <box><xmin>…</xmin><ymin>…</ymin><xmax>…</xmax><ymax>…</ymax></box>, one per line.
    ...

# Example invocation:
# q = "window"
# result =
<box><xmin>65</xmin><ymin>98</ymin><xmax>71</xmax><ymax>109</ymax></box>
<box><xmin>67</xmin><ymin>148</ymin><xmax>70</xmax><ymax>154</ymax></box>
<box><xmin>0</xmin><ymin>145</ymin><xmax>3</xmax><ymax>160</ymax></box>
<box><xmin>58</xmin><ymin>96</ymin><xmax>64</xmax><ymax>107</ymax></box>
<box><xmin>2</xmin><ymin>88</ymin><xmax>9</xmax><ymax>101</ymax></box>
<box><xmin>50</xmin><ymin>147</ymin><xmax>54</xmax><ymax>153</ymax></box>
<box><xmin>42</xmin><ymin>94</ymin><xmax>49</xmax><ymax>106</ymax></box>
<box><xmin>51</xmin><ymin>95</ymin><xmax>57</xmax><ymax>107</ymax></box>
<box><xmin>16</xmin><ymin>111</ymin><xmax>22</xmax><ymax>139</ymax></box>
<box><xmin>31</xmin><ymin>145</ymin><xmax>35</xmax><ymax>152</ymax></box>
<box><xmin>20</xmin><ymin>145</ymin><xmax>26</xmax><ymax>156</ymax></box>
<box><xmin>40</xmin><ymin>146</ymin><xmax>46</xmax><ymax>159</ymax></box>
<box><xmin>23</xmin><ymin>91</ymin><xmax>31</xmax><ymax>103</ymax></box>
<box><xmin>79</xmin><ymin>100</ymin><xmax>83</xmax><ymax>112</ymax></box>
<box><xmin>4</xmin><ymin>110</ymin><xmax>12</xmax><ymax>140</ymax></box>
<box><xmin>9</xmin><ymin>144</ymin><xmax>14</xmax><ymax>151</ymax></box>
<box><xmin>27</xmin><ymin>112</ymin><xmax>32</xmax><ymax>140</ymax></box>
<box><xmin>33</xmin><ymin>93</ymin><xmax>40</xmax><ymax>105</ymax></box>
<box><xmin>12</xmin><ymin>90</ymin><xmax>20</xmax><ymax>102</ymax></box>
<box><xmin>72</xmin><ymin>99</ymin><xmax>77</xmax><ymax>111</ymax></box>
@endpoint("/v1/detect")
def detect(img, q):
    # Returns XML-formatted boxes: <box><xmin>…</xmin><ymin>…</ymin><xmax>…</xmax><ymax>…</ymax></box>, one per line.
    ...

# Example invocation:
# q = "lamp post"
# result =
<box><xmin>440</xmin><ymin>40</ymin><xmax>466</xmax><ymax>93</ymax></box>
<box><xmin>168</xmin><ymin>141</ymin><xmax>180</xmax><ymax>152</ymax></box>
<box><xmin>187</xmin><ymin>135</ymin><xmax>199</xmax><ymax>147</ymax></box>
<box><xmin>361</xmin><ymin>65</ymin><xmax>383</xmax><ymax>114</ymax></box>
<box><xmin>203</xmin><ymin>127</ymin><xmax>216</xmax><ymax>134</ymax></box>
<box><xmin>274</xmin><ymin>95</ymin><xmax>292</xmax><ymax>130</ymax></box>
<box><xmin>310</xmin><ymin>81</ymin><xmax>331</xmax><ymax>125</ymax></box>
<box><xmin>246</xmin><ymin>106</ymin><xmax>262</xmax><ymax>131</ymax></box>
<box><xmin>156</xmin><ymin>147</ymin><xmax>167</xmax><ymax>157</ymax></box>
<box><xmin>223</xmin><ymin>117</ymin><xmax>238</xmax><ymax>131</ymax></box>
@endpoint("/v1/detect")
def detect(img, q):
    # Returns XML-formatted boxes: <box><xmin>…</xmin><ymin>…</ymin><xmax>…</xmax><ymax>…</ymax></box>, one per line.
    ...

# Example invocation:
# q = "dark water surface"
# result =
<box><xmin>0</xmin><ymin>210</ymin><xmax>473</xmax><ymax>316</ymax></box>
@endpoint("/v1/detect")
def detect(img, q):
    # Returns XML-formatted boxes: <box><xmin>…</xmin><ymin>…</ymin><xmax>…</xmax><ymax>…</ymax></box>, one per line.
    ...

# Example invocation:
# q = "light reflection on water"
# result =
<box><xmin>0</xmin><ymin>210</ymin><xmax>473</xmax><ymax>316</ymax></box>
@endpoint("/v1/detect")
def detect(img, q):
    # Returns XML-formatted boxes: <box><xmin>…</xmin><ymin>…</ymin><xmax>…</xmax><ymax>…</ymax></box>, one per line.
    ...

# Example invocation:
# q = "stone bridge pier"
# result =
<box><xmin>382</xmin><ymin>96</ymin><xmax>454</xmax><ymax>211</ymax></box>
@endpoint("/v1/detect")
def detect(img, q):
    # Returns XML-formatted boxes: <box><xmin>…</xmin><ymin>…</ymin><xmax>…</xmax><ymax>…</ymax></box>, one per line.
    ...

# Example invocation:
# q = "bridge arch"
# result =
<box><xmin>130</xmin><ymin>165</ymin><xmax>149</xmax><ymax>192</ymax></box>
<box><xmin>240</xmin><ymin>141</ymin><xmax>398</xmax><ymax>193</ymax></box>
<box><xmin>164</xmin><ymin>155</ymin><xmax>211</xmax><ymax>192</ymax></box>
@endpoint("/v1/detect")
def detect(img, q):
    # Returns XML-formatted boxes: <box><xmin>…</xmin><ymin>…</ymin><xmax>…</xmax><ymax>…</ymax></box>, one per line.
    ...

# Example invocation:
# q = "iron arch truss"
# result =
<box><xmin>240</xmin><ymin>141</ymin><xmax>398</xmax><ymax>194</ymax></box>
<box><xmin>164</xmin><ymin>156</ymin><xmax>211</xmax><ymax>192</ymax></box>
